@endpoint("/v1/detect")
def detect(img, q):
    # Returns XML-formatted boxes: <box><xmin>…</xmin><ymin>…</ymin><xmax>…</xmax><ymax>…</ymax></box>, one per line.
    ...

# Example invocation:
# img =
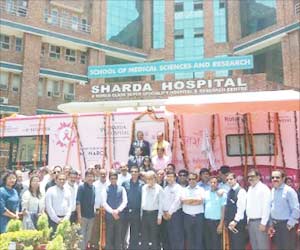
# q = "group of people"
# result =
<box><xmin>0</xmin><ymin>130</ymin><xmax>299</xmax><ymax>250</ymax></box>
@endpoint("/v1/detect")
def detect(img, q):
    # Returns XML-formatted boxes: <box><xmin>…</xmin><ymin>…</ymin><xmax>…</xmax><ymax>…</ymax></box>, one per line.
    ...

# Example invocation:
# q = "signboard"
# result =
<box><xmin>91</xmin><ymin>77</ymin><xmax>248</xmax><ymax>100</ymax></box>
<box><xmin>88</xmin><ymin>55</ymin><xmax>253</xmax><ymax>79</ymax></box>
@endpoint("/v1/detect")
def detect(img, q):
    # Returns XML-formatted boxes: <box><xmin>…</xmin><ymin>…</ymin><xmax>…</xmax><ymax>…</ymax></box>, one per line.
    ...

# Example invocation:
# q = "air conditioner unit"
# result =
<box><xmin>0</xmin><ymin>97</ymin><xmax>8</xmax><ymax>104</ymax></box>
<box><xmin>12</xmin><ymin>87</ymin><xmax>19</xmax><ymax>92</ymax></box>
<box><xmin>0</xmin><ymin>84</ymin><xmax>8</xmax><ymax>90</ymax></box>
<box><xmin>296</xmin><ymin>3</ymin><xmax>300</xmax><ymax>15</ymax></box>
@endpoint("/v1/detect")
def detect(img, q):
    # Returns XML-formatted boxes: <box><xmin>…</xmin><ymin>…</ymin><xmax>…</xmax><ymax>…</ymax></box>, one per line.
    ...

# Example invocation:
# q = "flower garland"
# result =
<box><xmin>247</xmin><ymin>113</ymin><xmax>257</xmax><ymax>168</ymax></box>
<box><xmin>131</xmin><ymin>110</ymin><xmax>169</xmax><ymax>145</ymax></box>
<box><xmin>216</xmin><ymin>114</ymin><xmax>225</xmax><ymax>166</ymax></box>
<box><xmin>236</xmin><ymin>113</ymin><xmax>244</xmax><ymax>168</ymax></box>
<box><xmin>211</xmin><ymin>114</ymin><xmax>215</xmax><ymax>152</ymax></box>
<box><xmin>276</xmin><ymin>113</ymin><xmax>286</xmax><ymax>171</ymax></box>
<box><xmin>267</xmin><ymin>112</ymin><xmax>272</xmax><ymax>164</ymax></box>
<box><xmin>73</xmin><ymin>116</ymin><xmax>87</xmax><ymax>174</ymax></box>
<box><xmin>178</xmin><ymin>115</ymin><xmax>189</xmax><ymax>170</ymax></box>
<box><xmin>102</xmin><ymin>114</ymin><xmax>107</xmax><ymax>168</ymax></box>
<box><xmin>273</xmin><ymin>113</ymin><xmax>279</xmax><ymax>169</ymax></box>
<box><xmin>107</xmin><ymin>113</ymin><xmax>113</xmax><ymax>168</ymax></box>
<box><xmin>111</xmin><ymin>114</ymin><xmax>116</xmax><ymax>161</ymax></box>
<box><xmin>41</xmin><ymin>116</ymin><xmax>47</xmax><ymax>167</ymax></box>
<box><xmin>65</xmin><ymin>116</ymin><xmax>75</xmax><ymax>166</ymax></box>
<box><xmin>171</xmin><ymin>115</ymin><xmax>178</xmax><ymax>164</ymax></box>
<box><xmin>294</xmin><ymin>111</ymin><xmax>300</xmax><ymax>179</ymax></box>
<box><xmin>33</xmin><ymin>117</ymin><xmax>42</xmax><ymax>169</ymax></box>
<box><xmin>99</xmin><ymin>207</ymin><xmax>106</xmax><ymax>250</ymax></box>
<box><xmin>242</xmin><ymin>114</ymin><xmax>249</xmax><ymax>178</ymax></box>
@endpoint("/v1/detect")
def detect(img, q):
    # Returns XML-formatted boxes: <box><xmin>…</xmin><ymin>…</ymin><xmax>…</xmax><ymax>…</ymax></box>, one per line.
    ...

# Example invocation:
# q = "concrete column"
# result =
<box><xmin>20</xmin><ymin>33</ymin><xmax>41</xmax><ymax>115</ymax></box>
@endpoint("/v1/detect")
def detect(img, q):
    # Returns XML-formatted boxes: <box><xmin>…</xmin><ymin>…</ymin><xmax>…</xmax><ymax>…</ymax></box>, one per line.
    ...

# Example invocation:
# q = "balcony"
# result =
<box><xmin>44</xmin><ymin>12</ymin><xmax>90</xmax><ymax>34</ymax></box>
<box><xmin>0</xmin><ymin>0</ymin><xmax>27</xmax><ymax>17</ymax></box>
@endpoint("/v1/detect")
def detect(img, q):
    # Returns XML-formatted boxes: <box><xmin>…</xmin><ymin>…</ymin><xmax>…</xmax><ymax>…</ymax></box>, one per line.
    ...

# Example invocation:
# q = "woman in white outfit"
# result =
<box><xmin>22</xmin><ymin>175</ymin><xmax>45</xmax><ymax>229</ymax></box>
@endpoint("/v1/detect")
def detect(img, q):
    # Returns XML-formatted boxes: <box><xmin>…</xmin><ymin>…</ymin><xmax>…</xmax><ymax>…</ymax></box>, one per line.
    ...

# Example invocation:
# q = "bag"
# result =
<box><xmin>22</xmin><ymin>213</ymin><xmax>35</xmax><ymax>230</ymax></box>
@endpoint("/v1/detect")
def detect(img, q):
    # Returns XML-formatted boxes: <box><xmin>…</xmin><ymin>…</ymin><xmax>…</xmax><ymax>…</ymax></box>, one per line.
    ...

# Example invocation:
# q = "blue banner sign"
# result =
<box><xmin>88</xmin><ymin>55</ymin><xmax>253</xmax><ymax>79</ymax></box>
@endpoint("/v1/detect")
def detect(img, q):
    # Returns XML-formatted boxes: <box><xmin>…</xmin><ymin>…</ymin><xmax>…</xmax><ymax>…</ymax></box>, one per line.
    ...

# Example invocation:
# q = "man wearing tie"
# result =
<box><xmin>128</xmin><ymin>147</ymin><xmax>145</xmax><ymax>169</ymax></box>
<box><xmin>129</xmin><ymin>131</ymin><xmax>150</xmax><ymax>158</ymax></box>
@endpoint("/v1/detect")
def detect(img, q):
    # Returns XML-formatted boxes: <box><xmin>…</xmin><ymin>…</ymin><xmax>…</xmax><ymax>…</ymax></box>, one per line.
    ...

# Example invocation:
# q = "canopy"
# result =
<box><xmin>165</xmin><ymin>90</ymin><xmax>300</xmax><ymax>114</ymax></box>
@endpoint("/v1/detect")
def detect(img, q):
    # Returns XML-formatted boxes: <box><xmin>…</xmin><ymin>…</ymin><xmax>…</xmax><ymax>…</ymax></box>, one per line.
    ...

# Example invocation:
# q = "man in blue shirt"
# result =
<box><xmin>204</xmin><ymin>176</ymin><xmax>226</xmax><ymax>250</ymax></box>
<box><xmin>76</xmin><ymin>169</ymin><xmax>95</xmax><ymax>250</ymax></box>
<box><xmin>198</xmin><ymin>168</ymin><xmax>210</xmax><ymax>191</ymax></box>
<box><xmin>122</xmin><ymin>165</ymin><xmax>143</xmax><ymax>250</ymax></box>
<box><xmin>268</xmin><ymin>170</ymin><xmax>300</xmax><ymax>250</ymax></box>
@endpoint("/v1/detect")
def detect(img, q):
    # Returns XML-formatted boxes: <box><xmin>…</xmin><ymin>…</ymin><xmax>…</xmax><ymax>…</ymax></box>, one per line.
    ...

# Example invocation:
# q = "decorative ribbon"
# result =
<box><xmin>211</xmin><ymin>114</ymin><xmax>216</xmax><ymax>152</ymax></box>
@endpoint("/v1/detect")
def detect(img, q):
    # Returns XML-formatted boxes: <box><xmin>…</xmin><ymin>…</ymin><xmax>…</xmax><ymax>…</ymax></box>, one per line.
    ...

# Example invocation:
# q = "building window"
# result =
<box><xmin>240</xmin><ymin>0</ymin><xmax>277</xmax><ymax>37</ymax></box>
<box><xmin>15</xmin><ymin>37</ymin><xmax>23</xmax><ymax>52</ymax></box>
<box><xmin>214</xmin><ymin>0</ymin><xmax>228</xmax><ymax>43</ymax></box>
<box><xmin>41</xmin><ymin>44</ymin><xmax>46</xmax><ymax>57</ymax></box>
<box><xmin>106</xmin><ymin>0</ymin><xmax>143</xmax><ymax>49</ymax></box>
<box><xmin>81</xmin><ymin>19</ymin><xmax>88</xmax><ymax>32</ymax></box>
<box><xmin>175</xmin><ymin>2</ymin><xmax>184</xmax><ymax>12</ymax></box>
<box><xmin>12</xmin><ymin>74</ymin><xmax>21</xmax><ymax>92</ymax></box>
<box><xmin>152</xmin><ymin>0</ymin><xmax>165</xmax><ymax>49</ymax></box>
<box><xmin>0</xmin><ymin>35</ymin><xmax>10</xmax><ymax>50</ymax></box>
<box><xmin>63</xmin><ymin>82</ymin><xmax>75</xmax><ymax>101</ymax></box>
<box><xmin>194</xmin><ymin>27</ymin><xmax>203</xmax><ymax>38</ymax></box>
<box><xmin>194</xmin><ymin>0</ymin><xmax>203</xmax><ymax>11</ymax></box>
<box><xmin>0</xmin><ymin>71</ymin><xmax>9</xmax><ymax>90</ymax></box>
<box><xmin>226</xmin><ymin>133</ymin><xmax>275</xmax><ymax>156</ymax></box>
<box><xmin>80</xmin><ymin>51</ymin><xmax>87</xmax><ymax>64</ymax></box>
<box><xmin>244</xmin><ymin>43</ymin><xmax>283</xmax><ymax>84</ymax></box>
<box><xmin>71</xmin><ymin>16</ymin><xmax>79</xmax><ymax>30</ymax></box>
<box><xmin>65</xmin><ymin>48</ymin><xmax>76</xmax><ymax>62</ymax></box>
<box><xmin>49</xmin><ymin>45</ymin><xmax>61</xmax><ymax>59</ymax></box>
<box><xmin>38</xmin><ymin>78</ymin><xmax>44</xmax><ymax>97</ymax></box>
<box><xmin>174</xmin><ymin>29</ymin><xmax>184</xmax><ymax>39</ymax></box>
<box><xmin>47</xmin><ymin>79</ymin><xmax>60</xmax><ymax>97</ymax></box>
<box><xmin>50</xmin><ymin>9</ymin><xmax>59</xmax><ymax>25</ymax></box>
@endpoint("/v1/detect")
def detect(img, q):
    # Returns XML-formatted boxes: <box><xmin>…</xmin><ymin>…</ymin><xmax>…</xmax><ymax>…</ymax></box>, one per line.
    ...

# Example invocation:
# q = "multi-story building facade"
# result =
<box><xmin>0</xmin><ymin>0</ymin><xmax>299</xmax><ymax>116</ymax></box>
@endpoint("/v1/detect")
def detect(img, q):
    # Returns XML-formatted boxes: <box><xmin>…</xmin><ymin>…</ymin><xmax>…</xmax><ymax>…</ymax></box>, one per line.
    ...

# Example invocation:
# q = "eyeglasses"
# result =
<box><xmin>271</xmin><ymin>176</ymin><xmax>281</xmax><ymax>180</ymax></box>
<box><xmin>179</xmin><ymin>174</ymin><xmax>187</xmax><ymax>177</ymax></box>
<box><xmin>247</xmin><ymin>175</ymin><xmax>256</xmax><ymax>179</ymax></box>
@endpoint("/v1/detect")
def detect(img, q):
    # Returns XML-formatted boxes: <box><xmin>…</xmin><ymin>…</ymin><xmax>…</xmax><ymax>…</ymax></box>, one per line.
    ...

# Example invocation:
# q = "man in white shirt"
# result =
<box><xmin>141</xmin><ymin>171</ymin><xmax>163</xmax><ymax>250</ymax></box>
<box><xmin>181</xmin><ymin>172</ymin><xmax>205</xmax><ymax>250</ymax></box>
<box><xmin>117</xmin><ymin>163</ymin><xmax>131</xmax><ymax>186</ymax></box>
<box><xmin>45</xmin><ymin>172</ymin><xmax>72</xmax><ymax>233</ymax></box>
<box><xmin>163</xmin><ymin>171</ymin><xmax>184</xmax><ymax>250</ymax></box>
<box><xmin>102</xmin><ymin>170</ymin><xmax>128</xmax><ymax>250</ymax></box>
<box><xmin>246</xmin><ymin>169</ymin><xmax>271</xmax><ymax>250</ymax></box>
<box><xmin>65</xmin><ymin>169</ymin><xmax>78</xmax><ymax>224</ymax></box>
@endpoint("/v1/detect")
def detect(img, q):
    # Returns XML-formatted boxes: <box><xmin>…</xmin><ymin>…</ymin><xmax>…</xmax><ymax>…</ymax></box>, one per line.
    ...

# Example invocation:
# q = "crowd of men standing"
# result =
<box><xmin>0</xmin><ymin>131</ymin><xmax>300</xmax><ymax>250</ymax></box>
